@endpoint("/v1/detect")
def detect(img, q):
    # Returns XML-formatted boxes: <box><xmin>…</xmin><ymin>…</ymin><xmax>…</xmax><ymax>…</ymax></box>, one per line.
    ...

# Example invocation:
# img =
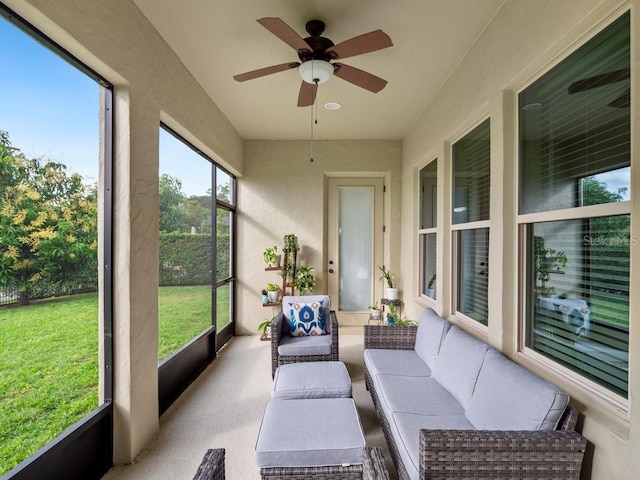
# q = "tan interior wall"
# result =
<box><xmin>401</xmin><ymin>1</ymin><xmax>637</xmax><ymax>478</ymax></box>
<box><xmin>6</xmin><ymin>0</ymin><xmax>244</xmax><ymax>464</ymax></box>
<box><xmin>237</xmin><ymin>140</ymin><xmax>402</xmax><ymax>335</ymax></box>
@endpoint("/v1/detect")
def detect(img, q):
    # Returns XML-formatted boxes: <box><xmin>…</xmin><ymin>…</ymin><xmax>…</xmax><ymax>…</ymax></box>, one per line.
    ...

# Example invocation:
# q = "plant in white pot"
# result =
<box><xmin>379</xmin><ymin>265</ymin><xmax>398</xmax><ymax>300</ymax></box>
<box><xmin>427</xmin><ymin>273</ymin><xmax>436</xmax><ymax>299</ymax></box>
<box><xmin>368</xmin><ymin>301</ymin><xmax>382</xmax><ymax>321</ymax></box>
<box><xmin>266</xmin><ymin>283</ymin><xmax>281</xmax><ymax>303</ymax></box>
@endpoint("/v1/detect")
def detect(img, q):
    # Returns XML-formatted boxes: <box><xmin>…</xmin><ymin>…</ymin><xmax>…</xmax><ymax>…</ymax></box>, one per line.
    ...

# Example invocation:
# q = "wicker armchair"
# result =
<box><xmin>270</xmin><ymin>295</ymin><xmax>339</xmax><ymax>377</ymax></box>
<box><xmin>364</xmin><ymin>325</ymin><xmax>587</xmax><ymax>480</ymax></box>
<box><xmin>193</xmin><ymin>449</ymin><xmax>225</xmax><ymax>480</ymax></box>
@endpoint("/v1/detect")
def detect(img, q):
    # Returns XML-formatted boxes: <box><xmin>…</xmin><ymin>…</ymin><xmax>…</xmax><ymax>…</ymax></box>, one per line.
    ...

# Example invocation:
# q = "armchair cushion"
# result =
<box><xmin>277</xmin><ymin>334</ymin><xmax>332</xmax><ymax>356</ymax></box>
<box><xmin>288</xmin><ymin>300</ymin><xmax>325</xmax><ymax>336</ymax></box>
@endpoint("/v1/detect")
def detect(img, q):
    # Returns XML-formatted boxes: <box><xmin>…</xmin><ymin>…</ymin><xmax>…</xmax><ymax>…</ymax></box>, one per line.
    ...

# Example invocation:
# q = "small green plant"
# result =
<box><xmin>261</xmin><ymin>289</ymin><xmax>267</xmax><ymax>295</ymax></box>
<box><xmin>263</xmin><ymin>245</ymin><xmax>278</xmax><ymax>266</ymax></box>
<box><xmin>283</xmin><ymin>234</ymin><xmax>298</xmax><ymax>281</ymax></box>
<box><xmin>368</xmin><ymin>301</ymin><xmax>380</xmax><ymax>310</ymax></box>
<box><xmin>378</xmin><ymin>265</ymin><xmax>395</xmax><ymax>288</ymax></box>
<box><xmin>295</xmin><ymin>266</ymin><xmax>316</xmax><ymax>295</ymax></box>
<box><xmin>428</xmin><ymin>273</ymin><xmax>436</xmax><ymax>290</ymax></box>
<box><xmin>258</xmin><ymin>318</ymin><xmax>272</xmax><ymax>335</ymax></box>
<box><xmin>387</xmin><ymin>303</ymin><xmax>416</xmax><ymax>326</ymax></box>
<box><xmin>266</xmin><ymin>283</ymin><xmax>281</xmax><ymax>292</ymax></box>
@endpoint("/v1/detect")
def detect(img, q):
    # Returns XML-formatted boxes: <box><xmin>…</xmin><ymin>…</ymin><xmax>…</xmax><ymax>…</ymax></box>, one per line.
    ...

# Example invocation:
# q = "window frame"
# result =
<box><xmin>418</xmin><ymin>158</ymin><xmax>438</xmax><ymax>301</ymax></box>
<box><xmin>450</xmin><ymin>117</ymin><xmax>491</xmax><ymax>329</ymax></box>
<box><xmin>514</xmin><ymin>10</ymin><xmax>631</xmax><ymax>414</ymax></box>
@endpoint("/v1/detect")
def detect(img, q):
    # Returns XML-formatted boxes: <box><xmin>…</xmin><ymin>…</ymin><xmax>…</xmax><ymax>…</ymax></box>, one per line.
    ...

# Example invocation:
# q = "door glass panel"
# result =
<box><xmin>339</xmin><ymin>186</ymin><xmax>374</xmax><ymax>311</ymax></box>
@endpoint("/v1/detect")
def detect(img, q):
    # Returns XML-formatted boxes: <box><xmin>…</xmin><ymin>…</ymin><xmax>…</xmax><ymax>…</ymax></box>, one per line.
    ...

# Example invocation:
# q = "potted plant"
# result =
<box><xmin>534</xmin><ymin>236</ymin><xmax>567</xmax><ymax>297</ymax></box>
<box><xmin>258</xmin><ymin>317</ymin><xmax>273</xmax><ymax>341</ymax></box>
<box><xmin>427</xmin><ymin>272</ymin><xmax>436</xmax><ymax>299</ymax></box>
<box><xmin>379</xmin><ymin>265</ymin><xmax>398</xmax><ymax>300</ymax></box>
<box><xmin>261</xmin><ymin>289</ymin><xmax>269</xmax><ymax>305</ymax></box>
<box><xmin>266</xmin><ymin>283</ymin><xmax>281</xmax><ymax>303</ymax></box>
<box><xmin>387</xmin><ymin>303</ymin><xmax>416</xmax><ymax>326</ymax></box>
<box><xmin>263</xmin><ymin>245</ymin><xmax>280</xmax><ymax>267</ymax></box>
<box><xmin>295</xmin><ymin>266</ymin><xmax>316</xmax><ymax>295</ymax></box>
<box><xmin>368</xmin><ymin>301</ymin><xmax>382</xmax><ymax>321</ymax></box>
<box><xmin>283</xmin><ymin>234</ymin><xmax>298</xmax><ymax>282</ymax></box>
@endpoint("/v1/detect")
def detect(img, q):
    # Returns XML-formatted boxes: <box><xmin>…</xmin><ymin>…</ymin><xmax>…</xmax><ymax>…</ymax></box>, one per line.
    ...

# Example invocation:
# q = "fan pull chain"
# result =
<box><xmin>309</xmin><ymin>79</ymin><xmax>319</xmax><ymax>163</ymax></box>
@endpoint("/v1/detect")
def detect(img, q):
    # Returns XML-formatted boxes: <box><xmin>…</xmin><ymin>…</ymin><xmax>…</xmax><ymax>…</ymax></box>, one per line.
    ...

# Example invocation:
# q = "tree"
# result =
<box><xmin>0</xmin><ymin>131</ymin><xmax>97</xmax><ymax>304</ymax></box>
<box><xmin>159</xmin><ymin>174</ymin><xmax>184</xmax><ymax>233</ymax></box>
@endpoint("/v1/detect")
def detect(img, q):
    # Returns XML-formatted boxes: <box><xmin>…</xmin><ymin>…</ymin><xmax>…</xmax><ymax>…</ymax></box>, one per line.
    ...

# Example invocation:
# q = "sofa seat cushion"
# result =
<box><xmin>466</xmin><ymin>348</ymin><xmax>570</xmax><ymax>430</ymax></box>
<box><xmin>278</xmin><ymin>334</ymin><xmax>332</xmax><ymax>356</ymax></box>
<box><xmin>272</xmin><ymin>361</ymin><xmax>352</xmax><ymax>399</ymax></box>
<box><xmin>413</xmin><ymin>308</ymin><xmax>451</xmax><ymax>369</ymax></box>
<box><xmin>364</xmin><ymin>349</ymin><xmax>431</xmax><ymax>378</ymax></box>
<box><xmin>391</xmin><ymin>412</ymin><xmax>474</xmax><ymax>480</ymax></box>
<box><xmin>255</xmin><ymin>398</ymin><xmax>365</xmax><ymax>468</ymax></box>
<box><xmin>431</xmin><ymin>325</ymin><xmax>490</xmax><ymax>410</ymax></box>
<box><xmin>374</xmin><ymin>374</ymin><xmax>464</xmax><ymax>416</ymax></box>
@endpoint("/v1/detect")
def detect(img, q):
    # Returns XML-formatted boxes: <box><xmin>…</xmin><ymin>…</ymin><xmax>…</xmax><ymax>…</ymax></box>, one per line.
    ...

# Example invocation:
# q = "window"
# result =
<box><xmin>158</xmin><ymin>127</ymin><xmax>214</xmax><ymax>362</ymax></box>
<box><xmin>452</xmin><ymin>119</ymin><xmax>490</xmax><ymax>325</ymax></box>
<box><xmin>215</xmin><ymin>166</ymin><xmax>236</xmax><ymax>343</ymax></box>
<box><xmin>419</xmin><ymin>160</ymin><xmax>437</xmax><ymax>299</ymax></box>
<box><xmin>158</xmin><ymin>125</ymin><xmax>236</xmax><ymax>359</ymax></box>
<box><xmin>0</xmin><ymin>7</ymin><xmax>112</xmax><ymax>475</ymax></box>
<box><xmin>518</xmin><ymin>13</ymin><xmax>630</xmax><ymax>399</ymax></box>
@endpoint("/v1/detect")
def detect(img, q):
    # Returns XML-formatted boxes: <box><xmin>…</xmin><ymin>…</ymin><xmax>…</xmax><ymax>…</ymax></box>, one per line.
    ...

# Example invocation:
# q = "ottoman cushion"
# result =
<box><xmin>255</xmin><ymin>398</ymin><xmax>365</xmax><ymax>468</ymax></box>
<box><xmin>272</xmin><ymin>362</ymin><xmax>352</xmax><ymax>399</ymax></box>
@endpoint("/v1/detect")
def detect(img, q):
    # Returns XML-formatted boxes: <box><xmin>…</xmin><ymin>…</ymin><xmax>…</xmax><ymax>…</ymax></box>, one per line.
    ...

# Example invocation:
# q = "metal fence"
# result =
<box><xmin>0</xmin><ymin>285</ymin><xmax>19</xmax><ymax>306</ymax></box>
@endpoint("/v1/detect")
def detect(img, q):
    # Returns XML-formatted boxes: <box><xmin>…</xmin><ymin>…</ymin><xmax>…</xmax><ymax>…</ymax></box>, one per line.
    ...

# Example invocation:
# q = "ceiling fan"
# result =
<box><xmin>567</xmin><ymin>68</ymin><xmax>630</xmax><ymax>108</ymax></box>
<box><xmin>233</xmin><ymin>17</ymin><xmax>393</xmax><ymax>107</ymax></box>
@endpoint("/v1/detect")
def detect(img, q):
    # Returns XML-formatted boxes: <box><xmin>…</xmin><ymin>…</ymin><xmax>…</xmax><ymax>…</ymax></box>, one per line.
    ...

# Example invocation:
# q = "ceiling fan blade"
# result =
<box><xmin>297</xmin><ymin>81</ymin><xmax>318</xmax><ymax>107</ymax></box>
<box><xmin>568</xmin><ymin>68</ymin><xmax>630</xmax><ymax>94</ymax></box>
<box><xmin>233</xmin><ymin>62</ymin><xmax>299</xmax><ymax>82</ymax></box>
<box><xmin>326</xmin><ymin>30</ymin><xmax>392</xmax><ymax>60</ymax></box>
<box><xmin>609</xmin><ymin>88</ymin><xmax>630</xmax><ymax>108</ymax></box>
<box><xmin>257</xmin><ymin>17</ymin><xmax>311</xmax><ymax>54</ymax></box>
<box><xmin>334</xmin><ymin>63</ymin><xmax>387</xmax><ymax>93</ymax></box>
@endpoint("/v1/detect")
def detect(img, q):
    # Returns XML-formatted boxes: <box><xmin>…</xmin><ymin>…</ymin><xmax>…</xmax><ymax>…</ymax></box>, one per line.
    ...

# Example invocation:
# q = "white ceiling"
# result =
<box><xmin>133</xmin><ymin>0</ymin><xmax>505</xmax><ymax>140</ymax></box>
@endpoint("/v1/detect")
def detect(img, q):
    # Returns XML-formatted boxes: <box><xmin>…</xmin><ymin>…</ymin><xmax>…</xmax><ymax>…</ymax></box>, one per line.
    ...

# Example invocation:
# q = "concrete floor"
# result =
<box><xmin>102</xmin><ymin>331</ymin><xmax>396</xmax><ymax>479</ymax></box>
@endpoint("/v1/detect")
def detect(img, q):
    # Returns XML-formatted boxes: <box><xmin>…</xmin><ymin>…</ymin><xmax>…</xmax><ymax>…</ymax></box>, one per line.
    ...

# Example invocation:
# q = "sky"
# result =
<box><xmin>0</xmin><ymin>16</ymin><xmax>215</xmax><ymax>198</ymax></box>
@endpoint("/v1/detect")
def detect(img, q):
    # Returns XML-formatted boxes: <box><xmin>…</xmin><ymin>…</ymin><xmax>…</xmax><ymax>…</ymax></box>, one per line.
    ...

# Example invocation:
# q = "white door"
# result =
<box><xmin>327</xmin><ymin>177</ymin><xmax>384</xmax><ymax>326</ymax></box>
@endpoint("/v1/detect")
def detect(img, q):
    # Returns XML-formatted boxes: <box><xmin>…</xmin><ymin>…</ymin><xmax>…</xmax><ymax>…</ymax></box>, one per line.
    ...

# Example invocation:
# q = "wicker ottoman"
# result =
<box><xmin>255</xmin><ymin>398</ymin><xmax>366</xmax><ymax>479</ymax></box>
<box><xmin>271</xmin><ymin>361</ymin><xmax>352</xmax><ymax>400</ymax></box>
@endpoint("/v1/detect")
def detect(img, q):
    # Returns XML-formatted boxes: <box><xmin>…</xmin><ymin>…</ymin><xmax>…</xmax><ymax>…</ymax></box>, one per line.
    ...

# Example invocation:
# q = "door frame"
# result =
<box><xmin>325</xmin><ymin>174</ymin><xmax>388</xmax><ymax>326</ymax></box>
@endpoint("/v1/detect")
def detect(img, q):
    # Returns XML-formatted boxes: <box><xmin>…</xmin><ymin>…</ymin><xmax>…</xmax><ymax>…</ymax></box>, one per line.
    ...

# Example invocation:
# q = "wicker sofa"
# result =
<box><xmin>364</xmin><ymin>308</ymin><xmax>587</xmax><ymax>480</ymax></box>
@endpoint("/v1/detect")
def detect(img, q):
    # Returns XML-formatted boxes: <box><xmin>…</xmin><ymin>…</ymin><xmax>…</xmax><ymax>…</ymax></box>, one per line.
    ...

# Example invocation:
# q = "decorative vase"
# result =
<box><xmin>371</xmin><ymin>309</ymin><xmax>382</xmax><ymax>320</ymax></box>
<box><xmin>267</xmin><ymin>291</ymin><xmax>280</xmax><ymax>303</ymax></box>
<box><xmin>274</xmin><ymin>254</ymin><xmax>281</xmax><ymax>267</ymax></box>
<box><xmin>262</xmin><ymin>294</ymin><xmax>269</xmax><ymax>304</ymax></box>
<box><xmin>427</xmin><ymin>288</ymin><xmax>435</xmax><ymax>299</ymax></box>
<box><xmin>385</xmin><ymin>287</ymin><xmax>398</xmax><ymax>300</ymax></box>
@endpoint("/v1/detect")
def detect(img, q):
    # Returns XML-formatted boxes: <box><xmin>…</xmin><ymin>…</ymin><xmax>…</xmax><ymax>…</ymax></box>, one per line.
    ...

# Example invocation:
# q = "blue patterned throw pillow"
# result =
<box><xmin>289</xmin><ymin>301</ymin><xmax>325</xmax><ymax>336</ymax></box>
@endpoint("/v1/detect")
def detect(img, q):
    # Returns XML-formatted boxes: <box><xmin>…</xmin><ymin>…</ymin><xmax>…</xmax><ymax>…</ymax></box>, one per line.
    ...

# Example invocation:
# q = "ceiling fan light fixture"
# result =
<box><xmin>298</xmin><ymin>60</ymin><xmax>334</xmax><ymax>84</ymax></box>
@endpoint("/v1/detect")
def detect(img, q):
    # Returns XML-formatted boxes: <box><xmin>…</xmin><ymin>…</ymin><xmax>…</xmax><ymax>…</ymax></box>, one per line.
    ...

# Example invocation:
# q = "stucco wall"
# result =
<box><xmin>401</xmin><ymin>0</ymin><xmax>638</xmax><ymax>478</ymax></box>
<box><xmin>237</xmin><ymin>140</ymin><xmax>402</xmax><ymax>335</ymax></box>
<box><xmin>5</xmin><ymin>0</ymin><xmax>244</xmax><ymax>464</ymax></box>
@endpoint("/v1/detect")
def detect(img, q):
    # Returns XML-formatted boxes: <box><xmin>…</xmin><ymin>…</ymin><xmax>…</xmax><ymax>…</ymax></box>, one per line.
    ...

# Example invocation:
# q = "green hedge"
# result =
<box><xmin>159</xmin><ymin>233</ymin><xmax>229</xmax><ymax>286</ymax></box>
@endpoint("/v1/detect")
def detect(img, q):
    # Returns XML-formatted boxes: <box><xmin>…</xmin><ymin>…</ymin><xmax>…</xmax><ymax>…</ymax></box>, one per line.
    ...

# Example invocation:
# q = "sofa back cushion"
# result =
<box><xmin>414</xmin><ymin>308</ymin><xmax>451</xmax><ymax>369</ymax></box>
<box><xmin>431</xmin><ymin>325</ymin><xmax>489</xmax><ymax>409</ymax></box>
<box><xmin>282</xmin><ymin>296</ymin><xmax>331</xmax><ymax>334</ymax></box>
<box><xmin>466</xmin><ymin>348</ymin><xmax>569</xmax><ymax>430</ymax></box>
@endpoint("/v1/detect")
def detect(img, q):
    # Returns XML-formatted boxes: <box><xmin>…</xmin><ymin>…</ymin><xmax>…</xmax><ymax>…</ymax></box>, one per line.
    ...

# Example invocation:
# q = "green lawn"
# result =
<box><xmin>0</xmin><ymin>285</ymin><xmax>221</xmax><ymax>475</ymax></box>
